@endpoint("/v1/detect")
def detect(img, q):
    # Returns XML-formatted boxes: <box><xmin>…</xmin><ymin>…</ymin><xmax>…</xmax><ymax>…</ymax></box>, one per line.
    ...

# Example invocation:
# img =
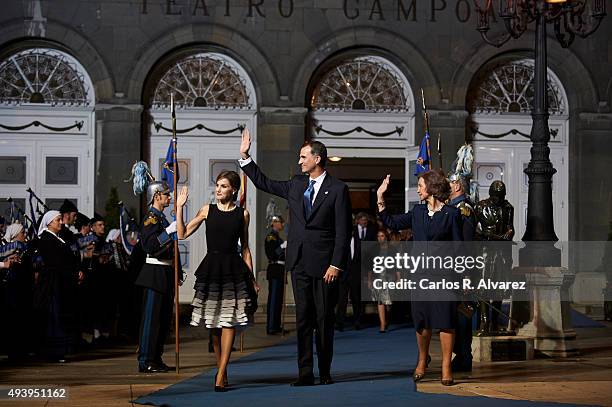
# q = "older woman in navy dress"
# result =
<box><xmin>376</xmin><ymin>169</ymin><xmax>462</xmax><ymax>386</ymax></box>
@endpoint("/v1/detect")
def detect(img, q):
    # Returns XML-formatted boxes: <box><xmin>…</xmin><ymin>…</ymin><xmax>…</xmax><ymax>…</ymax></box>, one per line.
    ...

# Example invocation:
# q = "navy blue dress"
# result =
<box><xmin>379</xmin><ymin>204</ymin><xmax>462</xmax><ymax>330</ymax></box>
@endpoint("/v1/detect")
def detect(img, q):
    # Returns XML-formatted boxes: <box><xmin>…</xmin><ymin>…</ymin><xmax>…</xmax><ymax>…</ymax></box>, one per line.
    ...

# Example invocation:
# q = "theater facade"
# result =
<box><xmin>0</xmin><ymin>1</ymin><xmax>610</xmax><ymax>302</ymax></box>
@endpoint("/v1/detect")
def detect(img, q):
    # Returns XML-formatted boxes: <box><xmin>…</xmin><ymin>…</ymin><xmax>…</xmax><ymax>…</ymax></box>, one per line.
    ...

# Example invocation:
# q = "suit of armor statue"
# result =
<box><xmin>475</xmin><ymin>180</ymin><xmax>514</xmax><ymax>335</ymax></box>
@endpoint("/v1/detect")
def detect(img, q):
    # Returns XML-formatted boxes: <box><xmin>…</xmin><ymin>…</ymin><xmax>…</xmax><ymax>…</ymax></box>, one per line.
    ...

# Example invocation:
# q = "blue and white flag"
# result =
<box><xmin>161</xmin><ymin>139</ymin><xmax>179</xmax><ymax>192</ymax></box>
<box><xmin>414</xmin><ymin>131</ymin><xmax>431</xmax><ymax>176</ymax></box>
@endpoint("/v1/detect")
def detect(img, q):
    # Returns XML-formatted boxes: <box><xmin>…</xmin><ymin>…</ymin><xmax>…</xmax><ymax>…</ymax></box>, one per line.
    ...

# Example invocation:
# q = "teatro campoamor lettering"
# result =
<box><xmin>139</xmin><ymin>0</ymin><xmax>494</xmax><ymax>23</ymax></box>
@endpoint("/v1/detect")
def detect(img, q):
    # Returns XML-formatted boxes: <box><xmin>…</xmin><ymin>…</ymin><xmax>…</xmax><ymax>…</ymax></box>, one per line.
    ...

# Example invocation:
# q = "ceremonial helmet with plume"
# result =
<box><xmin>449</xmin><ymin>144</ymin><xmax>479</xmax><ymax>202</ymax></box>
<box><xmin>126</xmin><ymin>161</ymin><xmax>170</xmax><ymax>205</ymax></box>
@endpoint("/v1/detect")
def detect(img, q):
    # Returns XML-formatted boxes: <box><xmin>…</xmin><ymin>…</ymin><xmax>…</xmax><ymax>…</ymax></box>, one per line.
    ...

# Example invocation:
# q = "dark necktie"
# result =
<box><xmin>303</xmin><ymin>179</ymin><xmax>316</xmax><ymax>218</ymax></box>
<box><xmin>360</xmin><ymin>227</ymin><xmax>365</xmax><ymax>240</ymax></box>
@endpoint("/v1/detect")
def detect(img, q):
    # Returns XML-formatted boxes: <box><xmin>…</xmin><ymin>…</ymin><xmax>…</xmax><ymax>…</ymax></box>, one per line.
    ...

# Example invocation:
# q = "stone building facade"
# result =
<box><xmin>0</xmin><ymin>0</ymin><xmax>610</xmax><ymax>302</ymax></box>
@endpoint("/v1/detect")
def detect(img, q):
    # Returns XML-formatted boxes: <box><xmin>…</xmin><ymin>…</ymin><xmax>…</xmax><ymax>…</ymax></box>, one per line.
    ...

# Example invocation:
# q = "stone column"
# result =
<box><xmin>256</xmin><ymin>106</ymin><xmax>308</xmax><ymax>308</ymax></box>
<box><xmin>515</xmin><ymin>266</ymin><xmax>578</xmax><ymax>357</ymax></box>
<box><xmin>94</xmin><ymin>104</ymin><xmax>143</xmax><ymax>215</ymax></box>
<box><xmin>428</xmin><ymin>109</ymin><xmax>469</xmax><ymax>172</ymax></box>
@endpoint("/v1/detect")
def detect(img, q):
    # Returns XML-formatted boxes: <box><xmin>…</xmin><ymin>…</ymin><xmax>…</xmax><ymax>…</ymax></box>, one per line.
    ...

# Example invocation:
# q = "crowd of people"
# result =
<box><xmin>0</xmin><ymin>200</ymin><xmax>142</xmax><ymax>363</ymax></box>
<box><xmin>1</xmin><ymin>132</ymin><xmax>487</xmax><ymax>390</ymax></box>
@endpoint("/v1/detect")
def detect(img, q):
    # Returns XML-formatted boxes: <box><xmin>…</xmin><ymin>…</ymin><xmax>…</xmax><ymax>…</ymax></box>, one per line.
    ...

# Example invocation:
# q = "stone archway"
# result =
<box><xmin>143</xmin><ymin>50</ymin><xmax>258</xmax><ymax>303</ymax></box>
<box><xmin>467</xmin><ymin>58</ymin><xmax>570</xmax><ymax>243</ymax></box>
<box><xmin>307</xmin><ymin>53</ymin><xmax>418</xmax><ymax>210</ymax></box>
<box><xmin>0</xmin><ymin>47</ymin><xmax>96</xmax><ymax>218</ymax></box>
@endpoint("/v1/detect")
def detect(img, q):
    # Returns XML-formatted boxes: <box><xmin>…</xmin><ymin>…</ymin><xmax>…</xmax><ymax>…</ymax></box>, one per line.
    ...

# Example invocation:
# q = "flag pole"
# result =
<box><xmin>437</xmin><ymin>133</ymin><xmax>443</xmax><ymax>170</ymax></box>
<box><xmin>171</xmin><ymin>93</ymin><xmax>180</xmax><ymax>374</ymax></box>
<box><xmin>421</xmin><ymin>89</ymin><xmax>432</xmax><ymax>171</ymax></box>
<box><xmin>239</xmin><ymin>170</ymin><xmax>248</xmax><ymax>352</ymax></box>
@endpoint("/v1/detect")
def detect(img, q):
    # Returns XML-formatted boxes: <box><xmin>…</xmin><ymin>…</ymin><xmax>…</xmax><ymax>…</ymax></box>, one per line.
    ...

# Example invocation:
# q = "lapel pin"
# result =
<box><xmin>324</xmin><ymin>191</ymin><xmax>329</xmax><ymax>195</ymax></box>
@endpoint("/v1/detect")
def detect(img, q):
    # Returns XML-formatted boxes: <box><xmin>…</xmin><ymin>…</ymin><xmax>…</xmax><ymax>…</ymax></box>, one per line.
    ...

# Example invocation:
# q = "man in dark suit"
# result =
<box><xmin>336</xmin><ymin>212</ymin><xmax>376</xmax><ymax>331</ymax></box>
<box><xmin>239</xmin><ymin>129</ymin><xmax>351</xmax><ymax>386</ymax></box>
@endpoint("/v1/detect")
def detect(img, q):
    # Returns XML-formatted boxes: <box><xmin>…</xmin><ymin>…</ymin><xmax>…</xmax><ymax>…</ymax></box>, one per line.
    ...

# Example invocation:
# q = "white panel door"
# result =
<box><xmin>0</xmin><ymin>136</ymin><xmax>92</xmax><ymax>220</ymax></box>
<box><xmin>474</xmin><ymin>143</ymin><xmax>568</xmax><ymax>243</ymax></box>
<box><xmin>150</xmin><ymin>135</ymin><xmax>257</xmax><ymax>304</ymax></box>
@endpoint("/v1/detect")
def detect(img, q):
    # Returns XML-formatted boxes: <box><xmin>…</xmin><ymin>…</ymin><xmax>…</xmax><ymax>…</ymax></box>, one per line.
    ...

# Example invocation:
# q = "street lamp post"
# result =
<box><xmin>473</xmin><ymin>0</ymin><xmax>606</xmax><ymax>250</ymax></box>
<box><xmin>472</xmin><ymin>1</ymin><xmax>606</xmax><ymax>355</ymax></box>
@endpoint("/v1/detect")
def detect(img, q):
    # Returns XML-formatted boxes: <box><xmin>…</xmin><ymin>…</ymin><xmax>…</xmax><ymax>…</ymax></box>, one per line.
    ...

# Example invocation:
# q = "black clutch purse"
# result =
<box><xmin>244</xmin><ymin>269</ymin><xmax>258</xmax><ymax>315</ymax></box>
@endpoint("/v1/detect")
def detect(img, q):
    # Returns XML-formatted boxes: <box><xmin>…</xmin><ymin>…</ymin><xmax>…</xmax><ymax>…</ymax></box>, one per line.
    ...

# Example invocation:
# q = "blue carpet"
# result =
<box><xmin>570</xmin><ymin>309</ymin><xmax>605</xmax><ymax>328</ymax></box>
<box><xmin>498</xmin><ymin>304</ymin><xmax>605</xmax><ymax>329</ymax></box>
<box><xmin>134</xmin><ymin>325</ymin><xmax>585</xmax><ymax>407</ymax></box>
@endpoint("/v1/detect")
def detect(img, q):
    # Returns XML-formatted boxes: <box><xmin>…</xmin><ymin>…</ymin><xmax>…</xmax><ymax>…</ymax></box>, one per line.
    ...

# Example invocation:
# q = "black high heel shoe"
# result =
<box><xmin>413</xmin><ymin>371</ymin><xmax>426</xmax><ymax>382</ymax></box>
<box><xmin>413</xmin><ymin>355</ymin><xmax>432</xmax><ymax>382</ymax></box>
<box><xmin>214</xmin><ymin>373</ymin><xmax>228</xmax><ymax>392</ymax></box>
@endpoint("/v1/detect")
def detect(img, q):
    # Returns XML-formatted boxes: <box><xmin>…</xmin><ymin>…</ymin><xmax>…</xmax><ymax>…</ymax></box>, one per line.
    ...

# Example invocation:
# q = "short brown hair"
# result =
<box><xmin>301</xmin><ymin>140</ymin><xmax>327</xmax><ymax>167</ymax></box>
<box><xmin>418</xmin><ymin>169</ymin><xmax>450</xmax><ymax>202</ymax></box>
<box><xmin>216</xmin><ymin>170</ymin><xmax>241</xmax><ymax>195</ymax></box>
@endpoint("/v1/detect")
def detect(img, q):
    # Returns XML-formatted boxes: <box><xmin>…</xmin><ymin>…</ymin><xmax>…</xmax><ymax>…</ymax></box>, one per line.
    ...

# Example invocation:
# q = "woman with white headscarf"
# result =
<box><xmin>33</xmin><ymin>210</ymin><xmax>80</xmax><ymax>362</ymax></box>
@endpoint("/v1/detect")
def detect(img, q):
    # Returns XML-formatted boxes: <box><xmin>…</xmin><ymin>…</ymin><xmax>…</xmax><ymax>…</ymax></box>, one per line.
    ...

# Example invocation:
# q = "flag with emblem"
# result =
<box><xmin>414</xmin><ymin>130</ymin><xmax>432</xmax><ymax>176</ymax></box>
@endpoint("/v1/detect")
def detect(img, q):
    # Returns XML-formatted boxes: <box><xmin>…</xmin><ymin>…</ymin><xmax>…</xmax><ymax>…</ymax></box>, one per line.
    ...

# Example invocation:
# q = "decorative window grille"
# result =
<box><xmin>0</xmin><ymin>48</ymin><xmax>91</xmax><ymax>106</ymax></box>
<box><xmin>311</xmin><ymin>56</ymin><xmax>410</xmax><ymax>112</ymax></box>
<box><xmin>468</xmin><ymin>59</ymin><xmax>565</xmax><ymax>115</ymax></box>
<box><xmin>152</xmin><ymin>53</ymin><xmax>251</xmax><ymax>110</ymax></box>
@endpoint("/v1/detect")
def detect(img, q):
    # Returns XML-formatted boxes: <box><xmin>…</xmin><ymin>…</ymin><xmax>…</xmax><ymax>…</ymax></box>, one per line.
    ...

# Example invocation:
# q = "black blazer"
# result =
<box><xmin>242</xmin><ymin>161</ymin><xmax>352</xmax><ymax>278</ymax></box>
<box><xmin>352</xmin><ymin>223</ymin><xmax>378</xmax><ymax>263</ymax></box>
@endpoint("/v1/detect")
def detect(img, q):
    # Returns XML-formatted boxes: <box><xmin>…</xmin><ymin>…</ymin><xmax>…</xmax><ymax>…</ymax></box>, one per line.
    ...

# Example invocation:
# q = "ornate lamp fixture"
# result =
<box><xmin>474</xmin><ymin>0</ymin><xmax>606</xmax><ymax>48</ymax></box>
<box><xmin>473</xmin><ymin>0</ymin><xmax>606</xmax><ymax>245</ymax></box>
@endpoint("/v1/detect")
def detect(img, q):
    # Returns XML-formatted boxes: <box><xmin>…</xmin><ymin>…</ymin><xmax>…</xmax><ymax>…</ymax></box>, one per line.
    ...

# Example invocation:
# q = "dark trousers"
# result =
<box><xmin>267</xmin><ymin>277</ymin><xmax>284</xmax><ymax>333</ymax></box>
<box><xmin>291</xmin><ymin>260</ymin><xmax>339</xmax><ymax>379</ymax></box>
<box><xmin>335</xmin><ymin>264</ymin><xmax>362</xmax><ymax>328</ymax></box>
<box><xmin>138</xmin><ymin>288</ymin><xmax>173</xmax><ymax>368</ymax></box>
<box><xmin>453</xmin><ymin>311</ymin><xmax>473</xmax><ymax>368</ymax></box>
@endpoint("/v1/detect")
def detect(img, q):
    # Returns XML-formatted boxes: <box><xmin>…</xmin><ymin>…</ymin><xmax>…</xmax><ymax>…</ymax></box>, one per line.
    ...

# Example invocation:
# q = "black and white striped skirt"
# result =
<box><xmin>190</xmin><ymin>253</ymin><xmax>257</xmax><ymax>329</ymax></box>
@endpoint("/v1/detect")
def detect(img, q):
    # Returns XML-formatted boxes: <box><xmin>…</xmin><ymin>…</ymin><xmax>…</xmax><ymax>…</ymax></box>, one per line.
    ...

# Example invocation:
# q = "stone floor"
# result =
<box><xmin>1</xmin><ymin>317</ymin><xmax>611</xmax><ymax>406</ymax></box>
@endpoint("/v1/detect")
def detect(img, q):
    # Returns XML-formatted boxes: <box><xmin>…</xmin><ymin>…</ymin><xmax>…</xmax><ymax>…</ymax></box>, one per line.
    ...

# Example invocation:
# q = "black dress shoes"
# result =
<box><xmin>319</xmin><ymin>375</ymin><xmax>334</xmax><ymax>385</ymax></box>
<box><xmin>290</xmin><ymin>377</ymin><xmax>315</xmax><ymax>386</ymax></box>
<box><xmin>451</xmin><ymin>360</ymin><xmax>472</xmax><ymax>372</ymax></box>
<box><xmin>138</xmin><ymin>364</ymin><xmax>165</xmax><ymax>373</ymax></box>
<box><xmin>267</xmin><ymin>329</ymin><xmax>290</xmax><ymax>335</ymax></box>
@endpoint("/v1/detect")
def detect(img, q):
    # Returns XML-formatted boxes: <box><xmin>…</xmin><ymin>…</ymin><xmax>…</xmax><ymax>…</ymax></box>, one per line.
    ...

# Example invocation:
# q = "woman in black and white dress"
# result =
<box><xmin>177</xmin><ymin>171</ymin><xmax>259</xmax><ymax>392</ymax></box>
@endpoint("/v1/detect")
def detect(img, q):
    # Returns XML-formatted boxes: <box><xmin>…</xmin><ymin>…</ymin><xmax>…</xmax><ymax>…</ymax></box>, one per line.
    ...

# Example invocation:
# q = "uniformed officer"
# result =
<box><xmin>135</xmin><ymin>179</ymin><xmax>177</xmax><ymax>373</ymax></box>
<box><xmin>265</xmin><ymin>215</ymin><xmax>287</xmax><ymax>335</ymax></box>
<box><xmin>449</xmin><ymin>170</ymin><xmax>476</xmax><ymax>372</ymax></box>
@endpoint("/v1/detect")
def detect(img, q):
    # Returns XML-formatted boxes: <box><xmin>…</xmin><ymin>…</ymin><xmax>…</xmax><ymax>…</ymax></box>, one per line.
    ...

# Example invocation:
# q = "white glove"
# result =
<box><xmin>280</xmin><ymin>241</ymin><xmax>287</xmax><ymax>249</ymax></box>
<box><xmin>165</xmin><ymin>221</ymin><xmax>177</xmax><ymax>235</ymax></box>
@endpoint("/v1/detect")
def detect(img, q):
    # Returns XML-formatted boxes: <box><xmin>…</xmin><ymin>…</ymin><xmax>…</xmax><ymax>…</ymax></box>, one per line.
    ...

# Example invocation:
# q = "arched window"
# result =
<box><xmin>0</xmin><ymin>48</ymin><xmax>93</xmax><ymax>106</ymax></box>
<box><xmin>310</xmin><ymin>56</ymin><xmax>411</xmax><ymax>113</ymax></box>
<box><xmin>151</xmin><ymin>52</ymin><xmax>253</xmax><ymax>110</ymax></box>
<box><xmin>467</xmin><ymin>58</ymin><xmax>566</xmax><ymax>115</ymax></box>
<box><xmin>466</xmin><ymin>57</ymin><xmax>569</xmax><ymax>242</ymax></box>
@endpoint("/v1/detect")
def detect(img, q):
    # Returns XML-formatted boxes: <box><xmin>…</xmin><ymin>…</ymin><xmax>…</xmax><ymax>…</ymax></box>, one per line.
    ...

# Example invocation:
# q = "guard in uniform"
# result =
<box><xmin>135</xmin><ymin>178</ymin><xmax>177</xmax><ymax>373</ymax></box>
<box><xmin>448</xmin><ymin>171</ymin><xmax>476</xmax><ymax>372</ymax></box>
<box><xmin>265</xmin><ymin>216</ymin><xmax>287</xmax><ymax>335</ymax></box>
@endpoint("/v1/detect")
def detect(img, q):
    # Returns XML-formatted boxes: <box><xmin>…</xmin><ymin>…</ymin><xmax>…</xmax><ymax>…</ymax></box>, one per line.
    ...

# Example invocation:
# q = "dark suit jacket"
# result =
<box><xmin>352</xmin><ymin>223</ymin><xmax>378</xmax><ymax>261</ymax></box>
<box><xmin>242</xmin><ymin>160</ymin><xmax>352</xmax><ymax>278</ymax></box>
